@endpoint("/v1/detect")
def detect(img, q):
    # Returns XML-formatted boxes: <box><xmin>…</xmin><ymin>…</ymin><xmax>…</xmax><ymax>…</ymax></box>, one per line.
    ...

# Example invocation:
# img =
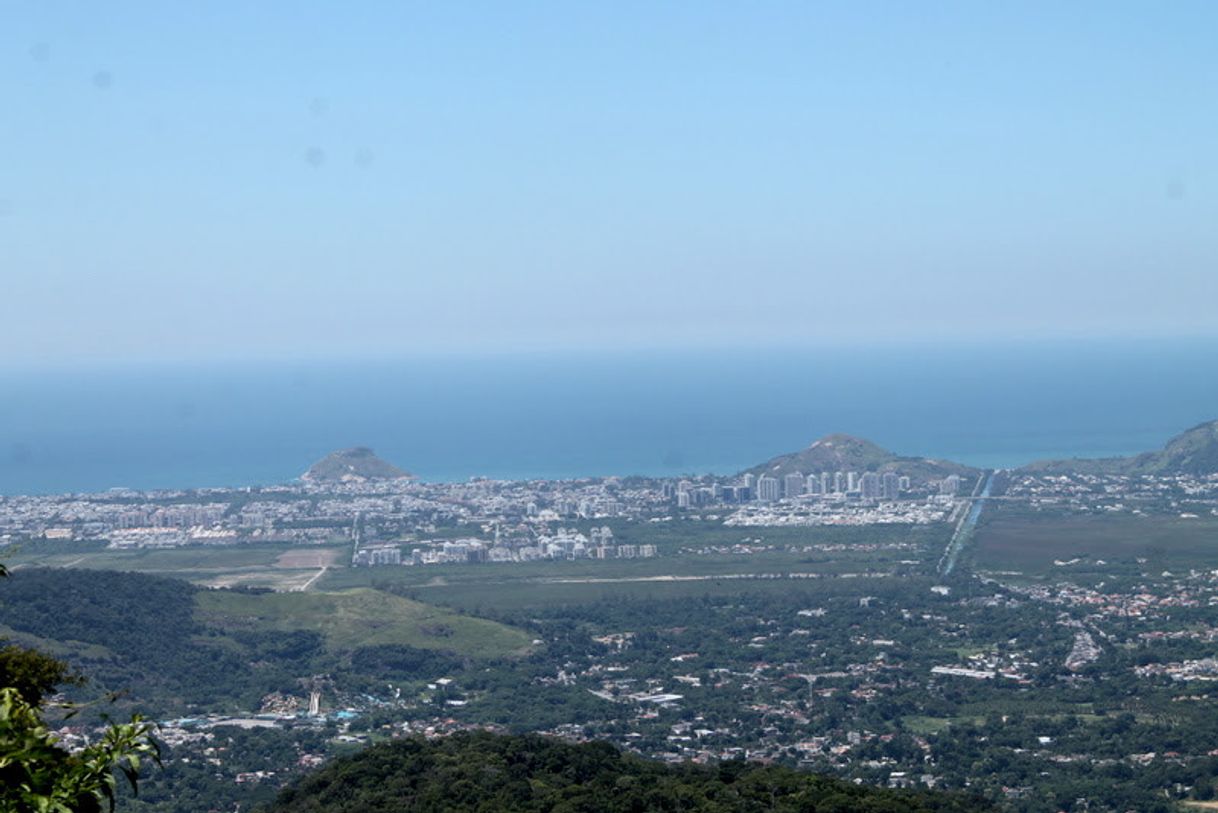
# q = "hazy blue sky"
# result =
<box><xmin>3</xmin><ymin>2</ymin><xmax>1217</xmax><ymax>363</ymax></box>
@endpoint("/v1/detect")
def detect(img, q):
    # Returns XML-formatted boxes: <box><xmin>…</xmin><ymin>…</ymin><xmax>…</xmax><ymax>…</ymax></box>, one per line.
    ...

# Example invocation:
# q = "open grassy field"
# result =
<box><xmin>6</xmin><ymin>543</ymin><xmax>349</xmax><ymax>590</ymax></box>
<box><xmin>397</xmin><ymin>577</ymin><xmax>796</xmax><ymax>614</ymax></box>
<box><xmin>389</xmin><ymin>569</ymin><xmax>940</xmax><ymax>616</ymax></box>
<box><xmin>972</xmin><ymin>510</ymin><xmax>1218</xmax><ymax>574</ymax></box>
<box><xmin>322</xmin><ymin>547</ymin><xmax>924</xmax><ymax>593</ymax></box>
<box><xmin>902</xmin><ymin>715</ymin><xmax>986</xmax><ymax>735</ymax></box>
<box><xmin>195</xmin><ymin>587</ymin><xmax>533</xmax><ymax>657</ymax></box>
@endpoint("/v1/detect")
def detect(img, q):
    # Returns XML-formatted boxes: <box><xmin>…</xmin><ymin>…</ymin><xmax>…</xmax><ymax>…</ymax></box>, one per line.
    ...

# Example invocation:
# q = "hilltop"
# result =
<box><xmin>263</xmin><ymin>730</ymin><xmax>989</xmax><ymax>813</ymax></box>
<box><xmin>302</xmin><ymin>447</ymin><xmax>413</xmax><ymax>483</ymax></box>
<box><xmin>1023</xmin><ymin>419</ymin><xmax>1218</xmax><ymax>476</ymax></box>
<box><xmin>745</xmin><ymin>433</ymin><xmax>979</xmax><ymax>484</ymax></box>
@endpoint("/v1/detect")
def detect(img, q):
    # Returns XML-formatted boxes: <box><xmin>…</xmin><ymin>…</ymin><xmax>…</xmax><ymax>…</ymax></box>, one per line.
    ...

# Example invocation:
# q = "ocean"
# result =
<box><xmin>2</xmin><ymin>339</ymin><xmax>1217</xmax><ymax>495</ymax></box>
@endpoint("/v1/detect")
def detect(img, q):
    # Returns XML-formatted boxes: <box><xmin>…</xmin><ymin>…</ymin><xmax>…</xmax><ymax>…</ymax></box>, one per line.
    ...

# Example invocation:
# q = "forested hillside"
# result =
<box><xmin>0</xmin><ymin>568</ymin><xmax>526</xmax><ymax>717</ymax></box>
<box><xmin>263</xmin><ymin>731</ymin><xmax>991</xmax><ymax>813</ymax></box>
<box><xmin>0</xmin><ymin>567</ymin><xmax>275</xmax><ymax>712</ymax></box>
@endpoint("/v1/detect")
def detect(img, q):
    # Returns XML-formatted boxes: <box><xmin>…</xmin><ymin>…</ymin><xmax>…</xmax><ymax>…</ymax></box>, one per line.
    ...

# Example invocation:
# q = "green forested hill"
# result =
<box><xmin>0</xmin><ymin>568</ymin><xmax>528</xmax><ymax>717</ymax></box>
<box><xmin>1022</xmin><ymin>418</ymin><xmax>1218</xmax><ymax>475</ymax></box>
<box><xmin>746</xmin><ymin>434</ymin><xmax>978</xmax><ymax>484</ymax></box>
<box><xmin>263</xmin><ymin>731</ymin><xmax>991</xmax><ymax>813</ymax></box>
<box><xmin>0</xmin><ymin>567</ymin><xmax>265</xmax><ymax>711</ymax></box>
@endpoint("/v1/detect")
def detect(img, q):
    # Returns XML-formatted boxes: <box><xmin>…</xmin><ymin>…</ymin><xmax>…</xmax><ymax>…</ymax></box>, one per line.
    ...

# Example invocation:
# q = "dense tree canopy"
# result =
<box><xmin>263</xmin><ymin>731</ymin><xmax>991</xmax><ymax>813</ymax></box>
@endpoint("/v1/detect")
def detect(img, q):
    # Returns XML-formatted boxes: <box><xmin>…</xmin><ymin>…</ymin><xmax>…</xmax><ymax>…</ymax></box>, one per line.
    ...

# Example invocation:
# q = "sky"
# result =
<box><xmin>3</xmin><ymin>1</ymin><xmax>1217</xmax><ymax>364</ymax></box>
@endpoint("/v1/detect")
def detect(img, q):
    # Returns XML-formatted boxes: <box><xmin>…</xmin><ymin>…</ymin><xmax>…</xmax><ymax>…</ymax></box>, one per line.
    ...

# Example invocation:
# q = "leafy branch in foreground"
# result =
<box><xmin>0</xmin><ymin>688</ymin><xmax>158</xmax><ymax>812</ymax></box>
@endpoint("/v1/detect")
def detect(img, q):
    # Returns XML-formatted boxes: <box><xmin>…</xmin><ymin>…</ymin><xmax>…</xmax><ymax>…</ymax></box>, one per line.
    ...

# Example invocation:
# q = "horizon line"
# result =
<box><xmin>6</xmin><ymin>332</ymin><xmax>1218</xmax><ymax>373</ymax></box>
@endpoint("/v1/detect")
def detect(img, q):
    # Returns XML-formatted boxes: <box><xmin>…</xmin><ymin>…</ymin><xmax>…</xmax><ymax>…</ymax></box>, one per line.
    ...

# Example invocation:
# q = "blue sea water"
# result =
<box><xmin>2</xmin><ymin>339</ymin><xmax>1217</xmax><ymax>496</ymax></box>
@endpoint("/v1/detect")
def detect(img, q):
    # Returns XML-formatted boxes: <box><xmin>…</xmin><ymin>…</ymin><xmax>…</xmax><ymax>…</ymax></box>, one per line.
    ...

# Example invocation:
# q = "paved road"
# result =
<box><xmin>296</xmin><ymin>565</ymin><xmax>329</xmax><ymax>592</ymax></box>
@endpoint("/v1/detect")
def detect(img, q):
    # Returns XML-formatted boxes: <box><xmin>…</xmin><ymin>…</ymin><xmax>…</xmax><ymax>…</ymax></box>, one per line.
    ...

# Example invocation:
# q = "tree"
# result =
<box><xmin>0</xmin><ymin>562</ymin><xmax>158</xmax><ymax>812</ymax></box>
<box><xmin>0</xmin><ymin>645</ymin><xmax>82</xmax><ymax>707</ymax></box>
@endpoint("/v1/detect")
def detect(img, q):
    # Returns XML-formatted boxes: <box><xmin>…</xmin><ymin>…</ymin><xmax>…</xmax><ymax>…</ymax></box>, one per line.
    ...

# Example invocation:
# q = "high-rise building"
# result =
<box><xmin>366</xmin><ymin>546</ymin><xmax>402</xmax><ymax>566</ymax></box>
<box><xmin>940</xmin><ymin>475</ymin><xmax>961</xmax><ymax>497</ymax></box>
<box><xmin>783</xmin><ymin>472</ymin><xmax>804</xmax><ymax>498</ymax></box>
<box><xmin>881</xmin><ymin>472</ymin><xmax>901</xmax><ymax>500</ymax></box>
<box><xmin>833</xmin><ymin>471</ymin><xmax>846</xmax><ymax>493</ymax></box>
<box><xmin>847</xmin><ymin>471</ymin><xmax>860</xmax><ymax>492</ymax></box>
<box><xmin>820</xmin><ymin>472</ymin><xmax>831</xmax><ymax>494</ymax></box>
<box><xmin>859</xmin><ymin>472</ymin><xmax>880</xmax><ymax>500</ymax></box>
<box><xmin>805</xmin><ymin>473</ymin><xmax>821</xmax><ymax>495</ymax></box>
<box><xmin>756</xmin><ymin>475</ymin><xmax>781</xmax><ymax>502</ymax></box>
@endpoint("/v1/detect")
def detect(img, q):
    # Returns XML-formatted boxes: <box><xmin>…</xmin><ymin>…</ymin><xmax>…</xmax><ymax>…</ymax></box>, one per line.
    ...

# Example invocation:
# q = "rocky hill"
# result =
<box><xmin>1023</xmin><ymin>418</ymin><xmax>1218</xmax><ymax>476</ymax></box>
<box><xmin>301</xmin><ymin>447</ymin><xmax>413</xmax><ymax>483</ymax></box>
<box><xmin>745</xmin><ymin>434</ymin><xmax>979</xmax><ymax>484</ymax></box>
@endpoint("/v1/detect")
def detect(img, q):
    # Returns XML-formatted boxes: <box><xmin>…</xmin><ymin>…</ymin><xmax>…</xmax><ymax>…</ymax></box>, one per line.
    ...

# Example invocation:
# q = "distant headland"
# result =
<box><xmin>744</xmin><ymin>433</ymin><xmax>980</xmax><ymax>484</ymax></box>
<box><xmin>1021</xmin><ymin>418</ymin><xmax>1218</xmax><ymax>476</ymax></box>
<box><xmin>301</xmin><ymin>447</ymin><xmax>415</xmax><ymax>484</ymax></box>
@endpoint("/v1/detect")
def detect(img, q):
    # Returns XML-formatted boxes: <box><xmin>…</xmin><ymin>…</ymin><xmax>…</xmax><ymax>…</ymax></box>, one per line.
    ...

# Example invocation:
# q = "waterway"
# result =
<box><xmin>938</xmin><ymin>470</ymin><xmax>995</xmax><ymax>577</ymax></box>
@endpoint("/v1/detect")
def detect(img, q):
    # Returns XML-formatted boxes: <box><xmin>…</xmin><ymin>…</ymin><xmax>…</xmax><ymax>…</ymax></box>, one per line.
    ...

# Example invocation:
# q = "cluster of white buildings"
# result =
<box><xmin>0</xmin><ymin>472</ymin><xmax>678</xmax><ymax>552</ymax></box>
<box><xmin>114</xmin><ymin>503</ymin><xmax>227</xmax><ymax>529</ymax></box>
<box><xmin>724</xmin><ymin>498</ymin><xmax>954</xmax><ymax>527</ymax></box>
<box><xmin>107</xmin><ymin>526</ymin><xmax>239</xmax><ymax>549</ymax></box>
<box><xmin>355</xmin><ymin>527</ymin><xmax>658</xmax><ymax>567</ymax></box>
<box><xmin>670</xmin><ymin>471</ymin><xmax>962</xmax><ymax>509</ymax></box>
<box><xmin>1134</xmin><ymin>657</ymin><xmax>1218</xmax><ymax>681</ymax></box>
<box><xmin>748</xmin><ymin>470</ymin><xmax>911</xmax><ymax>503</ymax></box>
<box><xmin>1005</xmin><ymin>471</ymin><xmax>1218</xmax><ymax>515</ymax></box>
<box><xmin>696</xmin><ymin>469</ymin><xmax>966</xmax><ymax>527</ymax></box>
<box><xmin>352</xmin><ymin>545</ymin><xmax>402</xmax><ymax>566</ymax></box>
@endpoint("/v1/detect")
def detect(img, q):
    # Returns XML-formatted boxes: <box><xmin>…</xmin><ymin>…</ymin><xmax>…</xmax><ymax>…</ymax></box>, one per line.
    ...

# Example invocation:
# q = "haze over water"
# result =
<box><xmin>3</xmin><ymin>339</ymin><xmax>1217</xmax><ymax>496</ymax></box>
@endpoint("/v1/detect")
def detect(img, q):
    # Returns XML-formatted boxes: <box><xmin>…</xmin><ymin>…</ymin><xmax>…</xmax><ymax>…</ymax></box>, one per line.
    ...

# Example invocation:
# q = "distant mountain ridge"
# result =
<box><xmin>1022</xmin><ymin>418</ymin><xmax>1218</xmax><ymax>476</ymax></box>
<box><xmin>745</xmin><ymin>433</ymin><xmax>980</xmax><ymax>484</ymax></box>
<box><xmin>302</xmin><ymin>447</ymin><xmax>413</xmax><ymax>483</ymax></box>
